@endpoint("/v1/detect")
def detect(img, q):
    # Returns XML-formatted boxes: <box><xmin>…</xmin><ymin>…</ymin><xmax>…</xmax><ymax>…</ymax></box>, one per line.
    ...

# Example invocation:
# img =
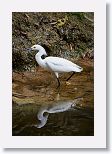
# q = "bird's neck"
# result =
<box><xmin>35</xmin><ymin>52</ymin><xmax>46</xmax><ymax>68</ymax></box>
<box><xmin>38</xmin><ymin>109</ymin><xmax>48</xmax><ymax>120</ymax></box>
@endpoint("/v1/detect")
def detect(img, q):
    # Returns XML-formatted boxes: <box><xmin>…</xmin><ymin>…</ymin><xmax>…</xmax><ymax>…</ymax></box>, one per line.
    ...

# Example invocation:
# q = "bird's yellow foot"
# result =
<box><xmin>66</xmin><ymin>81</ymin><xmax>71</xmax><ymax>85</ymax></box>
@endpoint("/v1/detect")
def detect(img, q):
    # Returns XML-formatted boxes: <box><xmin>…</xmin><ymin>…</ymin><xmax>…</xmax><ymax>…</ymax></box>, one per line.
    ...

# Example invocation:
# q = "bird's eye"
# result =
<box><xmin>33</xmin><ymin>46</ymin><xmax>36</xmax><ymax>48</ymax></box>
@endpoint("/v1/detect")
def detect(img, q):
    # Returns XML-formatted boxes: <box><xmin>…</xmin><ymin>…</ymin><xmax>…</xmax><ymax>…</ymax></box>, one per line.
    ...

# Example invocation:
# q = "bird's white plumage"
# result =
<box><xmin>44</xmin><ymin>56</ymin><xmax>82</xmax><ymax>73</ymax></box>
<box><xmin>29</xmin><ymin>44</ymin><xmax>83</xmax><ymax>86</ymax></box>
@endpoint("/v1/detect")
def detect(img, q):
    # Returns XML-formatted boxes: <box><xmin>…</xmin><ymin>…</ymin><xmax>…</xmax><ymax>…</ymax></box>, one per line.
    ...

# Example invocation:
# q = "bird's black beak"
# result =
<box><xmin>27</xmin><ymin>48</ymin><xmax>32</xmax><ymax>52</ymax></box>
<box><xmin>23</xmin><ymin>48</ymin><xmax>32</xmax><ymax>52</ymax></box>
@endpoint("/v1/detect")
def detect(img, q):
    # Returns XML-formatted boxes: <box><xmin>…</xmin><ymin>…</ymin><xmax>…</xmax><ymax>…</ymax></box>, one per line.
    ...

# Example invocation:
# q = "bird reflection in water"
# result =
<box><xmin>34</xmin><ymin>97</ymin><xmax>83</xmax><ymax>128</ymax></box>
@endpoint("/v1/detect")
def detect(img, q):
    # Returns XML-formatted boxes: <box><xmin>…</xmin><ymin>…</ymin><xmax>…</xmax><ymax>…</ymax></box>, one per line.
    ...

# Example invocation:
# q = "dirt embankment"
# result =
<box><xmin>12</xmin><ymin>12</ymin><xmax>94</xmax><ymax>71</ymax></box>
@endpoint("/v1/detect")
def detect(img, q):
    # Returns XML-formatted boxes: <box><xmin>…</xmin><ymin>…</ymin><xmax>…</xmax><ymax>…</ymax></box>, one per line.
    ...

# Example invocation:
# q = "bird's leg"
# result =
<box><xmin>66</xmin><ymin>72</ymin><xmax>75</xmax><ymax>81</ymax></box>
<box><xmin>54</xmin><ymin>72</ymin><xmax>60</xmax><ymax>88</ymax></box>
<box><xmin>56</xmin><ymin>77</ymin><xmax>60</xmax><ymax>88</ymax></box>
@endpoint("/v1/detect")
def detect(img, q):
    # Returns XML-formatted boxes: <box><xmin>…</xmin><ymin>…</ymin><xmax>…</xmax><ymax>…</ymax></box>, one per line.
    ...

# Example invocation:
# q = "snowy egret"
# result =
<box><xmin>28</xmin><ymin>44</ymin><xmax>83</xmax><ymax>87</ymax></box>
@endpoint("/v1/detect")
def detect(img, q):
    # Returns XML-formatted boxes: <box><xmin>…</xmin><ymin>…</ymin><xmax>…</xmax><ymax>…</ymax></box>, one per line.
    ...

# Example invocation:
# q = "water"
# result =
<box><xmin>12</xmin><ymin>65</ymin><xmax>94</xmax><ymax>136</ymax></box>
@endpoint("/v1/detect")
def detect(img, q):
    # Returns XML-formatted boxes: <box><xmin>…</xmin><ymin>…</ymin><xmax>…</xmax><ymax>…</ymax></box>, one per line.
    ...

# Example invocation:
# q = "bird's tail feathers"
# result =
<box><xmin>74</xmin><ymin>65</ymin><xmax>83</xmax><ymax>72</ymax></box>
<box><xmin>80</xmin><ymin>67</ymin><xmax>83</xmax><ymax>72</ymax></box>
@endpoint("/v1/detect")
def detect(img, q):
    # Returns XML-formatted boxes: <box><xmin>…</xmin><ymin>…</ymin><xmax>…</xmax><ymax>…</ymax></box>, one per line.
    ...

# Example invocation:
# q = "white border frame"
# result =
<box><xmin>0</xmin><ymin>0</ymin><xmax>106</xmax><ymax>148</ymax></box>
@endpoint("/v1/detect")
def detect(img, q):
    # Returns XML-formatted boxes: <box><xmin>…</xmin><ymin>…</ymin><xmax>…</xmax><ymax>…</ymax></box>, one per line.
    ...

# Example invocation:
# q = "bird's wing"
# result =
<box><xmin>45</xmin><ymin>57</ymin><xmax>80</xmax><ymax>68</ymax></box>
<box><xmin>45</xmin><ymin>57</ymin><xmax>82</xmax><ymax>72</ymax></box>
<box><xmin>45</xmin><ymin>60</ymin><xmax>67</xmax><ymax>73</ymax></box>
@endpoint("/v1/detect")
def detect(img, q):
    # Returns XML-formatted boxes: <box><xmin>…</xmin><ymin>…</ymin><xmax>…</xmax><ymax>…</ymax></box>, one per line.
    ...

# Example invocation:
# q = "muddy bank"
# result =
<box><xmin>12</xmin><ymin>59</ymin><xmax>94</xmax><ymax>108</ymax></box>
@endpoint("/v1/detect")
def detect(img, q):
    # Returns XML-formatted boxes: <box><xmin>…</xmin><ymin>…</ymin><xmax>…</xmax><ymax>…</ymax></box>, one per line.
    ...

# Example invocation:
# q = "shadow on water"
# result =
<box><xmin>12</xmin><ymin>64</ymin><xmax>94</xmax><ymax>136</ymax></box>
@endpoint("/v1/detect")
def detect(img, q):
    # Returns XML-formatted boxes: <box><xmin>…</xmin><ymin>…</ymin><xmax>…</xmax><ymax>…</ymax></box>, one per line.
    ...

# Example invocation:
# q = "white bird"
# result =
<box><xmin>28</xmin><ymin>44</ymin><xmax>83</xmax><ymax>87</ymax></box>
